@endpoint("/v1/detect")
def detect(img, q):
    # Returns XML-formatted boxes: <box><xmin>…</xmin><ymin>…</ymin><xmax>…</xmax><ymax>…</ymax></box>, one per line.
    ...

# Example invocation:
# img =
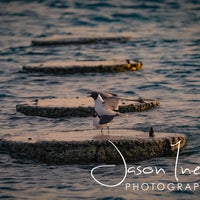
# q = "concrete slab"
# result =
<box><xmin>0</xmin><ymin>129</ymin><xmax>186</xmax><ymax>164</ymax></box>
<box><xmin>23</xmin><ymin>60</ymin><xmax>142</xmax><ymax>74</ymax></box>
<box><xmin>31</xmin><ymin>35</ymin><xmax>133</xmax><ymax>46</ymax></box>
<box><xmin>16</xmin><ymin>97</ymin><xmax>160</xmax><ymax>118</ymax></box>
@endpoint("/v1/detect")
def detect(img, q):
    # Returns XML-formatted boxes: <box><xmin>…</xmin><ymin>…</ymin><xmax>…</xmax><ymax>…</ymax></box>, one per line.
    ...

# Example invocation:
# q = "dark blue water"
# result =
<box><xmin>0</xmin><ymin>0</ymin><xmax>200</xmax><ymax>199</ymax></box>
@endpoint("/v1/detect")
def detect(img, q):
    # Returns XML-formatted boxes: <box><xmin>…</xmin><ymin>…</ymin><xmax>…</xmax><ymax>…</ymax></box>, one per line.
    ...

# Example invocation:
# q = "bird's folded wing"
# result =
<box><xmin>99</xmin><ymin>115</ymin><xmax>115</xmax><ymax>124</ymax></box>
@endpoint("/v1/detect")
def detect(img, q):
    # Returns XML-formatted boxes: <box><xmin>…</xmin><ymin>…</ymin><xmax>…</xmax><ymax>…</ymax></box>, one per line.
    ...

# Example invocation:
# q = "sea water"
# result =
<box><xmin>0</xmin><ymin>0</ymin><xmax>199</xmax><ymax>199</ymax></box>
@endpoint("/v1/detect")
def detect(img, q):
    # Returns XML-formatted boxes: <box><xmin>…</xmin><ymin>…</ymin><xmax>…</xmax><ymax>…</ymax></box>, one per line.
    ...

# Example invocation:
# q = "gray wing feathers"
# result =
<box><xmin>98</xmin><ymin>91</ymin><xmax>118</xmax><ymax>98</ymax></box>
<box><xmin>99</xmin><ymin>115</ymin><xmax>115</xmax><ymax>124</ymax></box>
<box><xmin>104</xmin><ymin>97</ymin><xmax>120</xmax><ymax>110</ymax></box>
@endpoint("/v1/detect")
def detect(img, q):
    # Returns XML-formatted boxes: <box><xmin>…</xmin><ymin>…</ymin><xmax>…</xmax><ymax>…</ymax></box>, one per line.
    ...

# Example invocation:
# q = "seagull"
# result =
<box><xmin>88</xmin><ymin>91</ymin><xmax>121</xmax><ymax>111</ymax></box>
<box><xmin>92</xmin><ymin>111</ymin><xmax>117</xmax><ymax>134</ymax></box>
<box><xmin>88</xmin><ymin>92</ymin><xmax>119</xmax><ymax>116</ymax></box>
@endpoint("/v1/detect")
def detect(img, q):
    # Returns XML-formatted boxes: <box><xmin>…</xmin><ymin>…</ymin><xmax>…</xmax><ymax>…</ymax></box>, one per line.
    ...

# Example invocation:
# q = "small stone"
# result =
<box><xmin>149</xmin><ymin>127</ymin><xmax>155</xmax><ymax>137</ymax></box>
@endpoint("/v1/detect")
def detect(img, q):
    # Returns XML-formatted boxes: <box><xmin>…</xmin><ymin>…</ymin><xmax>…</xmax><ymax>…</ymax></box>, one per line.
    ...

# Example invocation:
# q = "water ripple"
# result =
<box><xmin>0</xmin><ymin>0</ymin><xmax>200</xmax><ymax>199</ymax></box>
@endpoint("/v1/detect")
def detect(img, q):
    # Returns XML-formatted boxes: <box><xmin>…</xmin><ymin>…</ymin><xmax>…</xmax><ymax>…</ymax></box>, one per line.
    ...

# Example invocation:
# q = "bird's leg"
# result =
<box><xmin>107</xmin><ymin>126</ymin><xmax>110</xmax><ymax>135</ymax></box>
<box><xmin>101</xmin><ymin>128</ymin><xmax>103</xmax><ymax>135</ymax></box>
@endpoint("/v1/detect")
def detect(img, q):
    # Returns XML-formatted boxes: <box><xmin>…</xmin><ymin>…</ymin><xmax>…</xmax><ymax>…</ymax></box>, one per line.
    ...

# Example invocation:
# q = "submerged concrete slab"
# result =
<box><xmin>16</xmin><ymin>97</ymin><xmax>160</xmax><ymax>118</ymax></box>
<box><xmin>31</xmin><ymin>35</ymin><xmax>133</xmax><ymax>46</ymax></box>
<box><xmin>23</xmin><ymin>60</ymin><xmax>142</xmax><ymax>74</ymax></box>
<box><xmin>0</xmin><ymin>129</ymin><xmax>186</xmax><ymax>164</ymax></box>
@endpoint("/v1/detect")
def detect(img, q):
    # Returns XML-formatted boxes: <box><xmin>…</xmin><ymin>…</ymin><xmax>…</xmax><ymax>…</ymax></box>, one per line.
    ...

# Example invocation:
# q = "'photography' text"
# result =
<box><xmin>91</xmin><ymin>140</ymin><xmax>200</xmax><ymax>191</ymax></box>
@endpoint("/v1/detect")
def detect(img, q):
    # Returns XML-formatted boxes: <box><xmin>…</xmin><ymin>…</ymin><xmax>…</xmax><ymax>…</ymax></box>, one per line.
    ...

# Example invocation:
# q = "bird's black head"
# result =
<box><xmin>87</xmin><ymin>91</ymin><xmax>98</xmax><ymax>100</ymax></box>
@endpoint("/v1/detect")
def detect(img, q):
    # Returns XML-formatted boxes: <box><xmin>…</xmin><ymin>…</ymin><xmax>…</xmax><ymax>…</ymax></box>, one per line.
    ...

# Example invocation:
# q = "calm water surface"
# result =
<box><xmin>0</xmin><ymin>0</ymin><xmax>200</xmax><ymax>199</ymax></box>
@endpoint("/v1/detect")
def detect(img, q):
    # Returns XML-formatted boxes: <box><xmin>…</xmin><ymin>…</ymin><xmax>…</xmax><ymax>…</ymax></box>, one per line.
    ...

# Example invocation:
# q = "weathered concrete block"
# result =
<box><xmin>31</xmin><ymin>35</ymin><xmax>133</xmax><ymax>46</ymax></box>
<box><xmin>16</xmin><ymin>97</ymin><xmax>160</xmax><ymax>118</ymax></box>
<box><xmin>0</xmin><ymin>129</ymin><xmax>186</xmax><ymax>165</ymax></box>
<box><xmin>23</xmin><ymin>60</ymin><xmax>142</xmax><ymax>74</ymax></box>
